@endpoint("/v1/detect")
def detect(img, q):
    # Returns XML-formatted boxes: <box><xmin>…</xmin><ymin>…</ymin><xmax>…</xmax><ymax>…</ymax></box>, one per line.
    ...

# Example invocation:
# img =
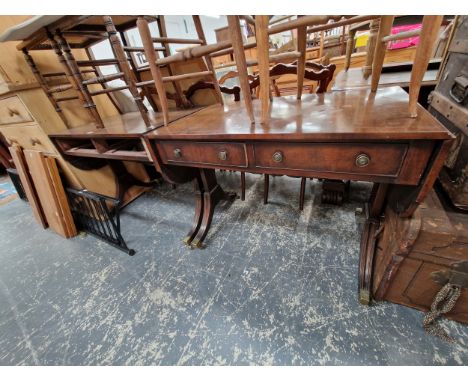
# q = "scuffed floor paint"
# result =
<box><xmin>0</xmin><ymin>172</ymin><xmax>466</xmax><ymax>365</ymax></box>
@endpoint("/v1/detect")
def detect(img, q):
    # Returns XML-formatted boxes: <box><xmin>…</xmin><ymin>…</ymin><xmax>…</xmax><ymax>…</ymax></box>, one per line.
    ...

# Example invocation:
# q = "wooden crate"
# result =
<box><xmin>372</xmin><ymin>189</ymin><xmax>468</xmax><ymax>324</ymax></box>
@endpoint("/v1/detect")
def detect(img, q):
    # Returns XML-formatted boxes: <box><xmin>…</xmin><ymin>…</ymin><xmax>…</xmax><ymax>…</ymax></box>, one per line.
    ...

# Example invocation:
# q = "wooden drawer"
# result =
<box><xmin>253</xmin><ymin>142</ymin><xmax>407</xmax><ymax>177</ymax></box>
<box><xmin>0</xmin><ymin>96</ymin><xmax>34</xmax><ymax>125</ymax></box>
<box><xmin>158</xmin><ymin>141</ymin><xmax>247</xmax><ymax>168</ymax></box>
<box><xmin>0</xmin><ymin>123</ymin><xmax>56</xmax><ymax>153</ymax></box>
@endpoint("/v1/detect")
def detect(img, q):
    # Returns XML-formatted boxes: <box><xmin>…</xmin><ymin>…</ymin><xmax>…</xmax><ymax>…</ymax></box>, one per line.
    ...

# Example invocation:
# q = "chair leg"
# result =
<box><xmin>299</xmin><ymin>177</ymin><xmax>306</xmax><ymax>211</ymax></box>
<box><xmin>264</xmin><ymin>174</ymin><xmax>269</xmax><ymax>204</ymax></box>
<box><xmin>241</xmin><ymin>172</ymin><xmax>245</xmax><ymax>201</ymax></box>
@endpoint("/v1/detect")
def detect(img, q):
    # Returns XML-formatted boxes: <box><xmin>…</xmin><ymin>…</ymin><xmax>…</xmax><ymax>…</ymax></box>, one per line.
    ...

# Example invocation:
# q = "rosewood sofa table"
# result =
<box><xmin>144</xmin><ymin>86</ymin><xmax>453</xmax><ymax>304</ymax></box>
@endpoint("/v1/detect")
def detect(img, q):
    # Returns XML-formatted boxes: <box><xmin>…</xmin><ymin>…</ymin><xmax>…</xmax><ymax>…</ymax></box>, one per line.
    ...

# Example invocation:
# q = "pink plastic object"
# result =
<box><xmin>387</xmin><ymin>24</ymin><xmax>421</xmax><ymax>50</ymax></box>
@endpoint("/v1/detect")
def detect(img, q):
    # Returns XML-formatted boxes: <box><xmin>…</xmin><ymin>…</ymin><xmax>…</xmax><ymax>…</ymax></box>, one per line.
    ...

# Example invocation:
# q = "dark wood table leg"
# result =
<box><xmin>189</xmin><ymin>168</ymin><xmax>235</xmax><ymax>249</ymax></box>
<box><xmin>264</xmin><ymin>174</ymin><xmax>269</xmax><ymax>204</ymax></box>
<box><xmin>183</xmin><ymin>175</ymin><xmax>205</xmax><ymax>246</ymax></box>
<box><xmin>299</xmin><ymin>177</ymin><xmax>306</xmax><ymax>210</ymax></box>
<box><xmin>241</xmin><ymin>172</ymin><xmax>246</xmax><ymax>201</ymax></box>
<box><xmin>358</xmin><ymin>183</ymin><xmax>388</xmax><ymax>305</ymax></box>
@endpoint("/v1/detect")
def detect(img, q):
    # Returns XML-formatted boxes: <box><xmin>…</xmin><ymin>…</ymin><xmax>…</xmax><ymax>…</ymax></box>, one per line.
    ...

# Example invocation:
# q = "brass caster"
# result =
<box><xmin>182</xmin><ymin>236</ymin><xmax>192</xmax><ymax>246</ymax></box>
<box><xmin>190</xmin><ymin>240</ymin><xmax>206</xmax><ymax>249</ymax></box>
<box><xmin>359</xmin><ymin>290</ymin><xmax>371</xmax><ymax>305</ymax></box>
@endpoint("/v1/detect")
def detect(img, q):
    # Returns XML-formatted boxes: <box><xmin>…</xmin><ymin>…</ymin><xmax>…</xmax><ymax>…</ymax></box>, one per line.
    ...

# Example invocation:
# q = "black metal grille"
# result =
<box><xmin>66</xmin><ymin>188</ymin><xmax>135</xmax><ymax>255</ymax></box>
<box><xmin>6</xmin><ymin>168</ymin><xmax>27</xmax><ymax>201</ymax></box>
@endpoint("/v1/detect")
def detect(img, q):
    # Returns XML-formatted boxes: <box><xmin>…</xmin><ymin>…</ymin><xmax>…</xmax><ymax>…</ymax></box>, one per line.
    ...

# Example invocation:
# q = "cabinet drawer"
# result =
<box><xmin>0</xmin><ymin>123</ymin><xmax>57</xmax><ymax>153</ymax></box>
<box><xmin>158</xmin><ymin>141</ymin><xmax>247</xmax><ymax>167</ymax></box>
<box><xmin>0</xmin><ymin>96</ymin><xmax>34</xmax><ymax>125</ymax></box>
<box><xmin>254</xmin><ymin>142</ymin><xmax>407</xmax><ymax>177</ymax></box>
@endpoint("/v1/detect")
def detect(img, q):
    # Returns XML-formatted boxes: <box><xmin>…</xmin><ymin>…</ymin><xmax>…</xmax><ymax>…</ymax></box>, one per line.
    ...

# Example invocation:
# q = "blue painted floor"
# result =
<box><xmin>0</xmin><ymin>173</ymin><xmax>467</xmax><ymax>365</ymax></box>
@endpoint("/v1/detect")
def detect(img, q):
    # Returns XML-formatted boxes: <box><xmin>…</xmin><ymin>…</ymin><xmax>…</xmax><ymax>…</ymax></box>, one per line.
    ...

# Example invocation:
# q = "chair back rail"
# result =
<box><xmin>370</xmin><ymin>15</ymin><xmax>444</xmax><ymax>117</ymax></box>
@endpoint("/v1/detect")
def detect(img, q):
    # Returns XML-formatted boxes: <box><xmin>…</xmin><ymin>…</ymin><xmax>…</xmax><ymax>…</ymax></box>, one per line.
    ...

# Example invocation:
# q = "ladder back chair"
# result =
<box><xmin>253</xmin><ymin>15</ymin><xmax>384</xmax><ymax>124</ymax></box>
<box><xmin>136</xmin><ymin>16</ymin><xmax>229</xmax><ymax>126</ymax></box>
<box><xmin>48</xmin><ymin>16</ymin><xmax>156</xmax><ymax>129</ymax></box>
<box><xmin>21</xmin><ymin>16</ymin><xmax>160</xmax><ymax>130</ymax></box>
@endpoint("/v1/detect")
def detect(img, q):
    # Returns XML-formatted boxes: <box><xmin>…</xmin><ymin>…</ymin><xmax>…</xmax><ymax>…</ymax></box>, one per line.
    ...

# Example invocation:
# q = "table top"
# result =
<box><xmin>0</xmin><ymin>16</ymin><xmax>145</xmax><ymax>50</ymax></box>
<box><xmin>332</xmin><ymin>61</ymin><xmax>440</xmax><ymax>91</ymax></box>
<box><xmin>49</xmin><ymin>108</ymin><xmax>204</xmax><ymax>139</ymax></box>
<box><xmin>147</xmin><ymin>86</ymin><xmax>452</xmax><ymax>142</ymax></box>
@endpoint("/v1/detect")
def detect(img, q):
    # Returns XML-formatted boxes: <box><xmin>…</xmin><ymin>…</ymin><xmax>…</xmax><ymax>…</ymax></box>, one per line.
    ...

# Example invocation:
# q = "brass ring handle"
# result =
<box><xmin>355</xmin><ymin>153</ymin><xmax>370</xmax><ymax>167</ymax></box>
<box><xmin>8</xmin><ymin>108</ymin><xmax>20</xmax><ymax>117</ymax></box>
<box><xmin>272</xmin><ymin>151</ymin><xmax>283</xmax><ymax>163</ymax></box>
<box><xmin>173</xmin><ymin>148</ymin><xmax>182</xmax><ymax>158</ymax></box>
<box><xmin>218</xmin><ymin>150</ymin><xmax>228</xmax><ymax>161</ymax></box>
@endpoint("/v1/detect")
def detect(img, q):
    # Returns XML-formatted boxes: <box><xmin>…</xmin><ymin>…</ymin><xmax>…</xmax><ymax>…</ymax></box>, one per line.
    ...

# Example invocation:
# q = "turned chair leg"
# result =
<box><xmin>299</xmin><ymin>177</ymin><xmax>306</xmax><ymax>211</ymax></box>
<box><xmin>264</xmin><ymin>174</ymin><xmax>269</xmax><ymax>204</ymax></box>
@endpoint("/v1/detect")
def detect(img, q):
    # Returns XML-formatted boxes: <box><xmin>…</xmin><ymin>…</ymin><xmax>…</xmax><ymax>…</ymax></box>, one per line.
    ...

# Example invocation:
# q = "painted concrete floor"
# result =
<box><xmin>0</xmin><ymin>172</ymin><xmax>467</xmax><ymax>365</ymax></box>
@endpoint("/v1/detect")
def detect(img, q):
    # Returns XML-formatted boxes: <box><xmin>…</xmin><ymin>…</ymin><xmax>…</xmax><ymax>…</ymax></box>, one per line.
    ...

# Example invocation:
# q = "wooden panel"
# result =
<box><xmin>24</xmin><ymin>150</ymin><xmax>76</xmax><ymax>238</ymax></box>
<box><xmin>44</xmin><ymin>155</ymin><xmax>77</xmax><ymax>237</ymax></box>
<box><xmin>387</xmin><ymin>260</ymin><xmax>468</xmax><ymax>323</ymax></box>
<box><xmin>0</xmin><ymin>96</ymin><xmax>34</xmax><ymax>125</ymax></box>
<box><xmin>158</xmin><ymin>141</ymin><xmax>248</xmax><ymax>168</ymax></box>
<box><xmin>8</xmin><ymin>145</ymin><xmax>47</xmax><ymax>227</ymax></box>
<box><xmin>253</xmin><ymin>142</ymin><xmax>407</xmax><ymax>177</ymax></box>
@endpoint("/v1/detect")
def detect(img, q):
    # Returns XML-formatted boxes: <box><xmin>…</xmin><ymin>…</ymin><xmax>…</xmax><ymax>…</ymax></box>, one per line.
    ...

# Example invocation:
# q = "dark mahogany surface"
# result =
<box><xmin>148</xmin><ymin>87</ymin><xmax>452</xmax><ymax>141</ymax></box>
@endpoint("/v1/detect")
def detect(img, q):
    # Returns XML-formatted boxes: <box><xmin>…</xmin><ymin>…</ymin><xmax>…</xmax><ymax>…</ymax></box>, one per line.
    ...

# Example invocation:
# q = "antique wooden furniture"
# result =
<box><xmin>24</xmin><ymin>150</ymin><xmax>77</xmax><ymax>238</ymax></box>
<box><xmin>1</xmin><ymin>16</ymin><xmax>208</xmax><ymax>206</ymax></box>
<box><xmin>14</xmin><ymin>16</ymin><xmax>151</xmax><ymax>129</ymax></box>
<box><xmin>372</xmin><ymin>189</ymin><xmax>468</xmax><ymax>324</ymax></box>
<box><xmin>8</xmin><ymin>145</ymin><xmax>47</xmax><ymax>227</ymax></box>
<box><xmin>2</xmin><ymin>16</ymin><xmax>454</xmax><ymax>307</ymax></box>
<box><xmin>253</xmin><ymin>15</ymin><xmax>442</xmax><ymax>123</ymax></box>
<box><xmin>251</xmin><ymin>15</ymin><xmax>380</xmax><ymax>124</ymax></box>
<box><xmin>9</xmin><ymin>144</ymin><xmax>77</xmax><ymax>237</ymax></box>
<box><xmin>0</xmin><ymin>16</ymin><xmax>126</xmax><ymax>202</ymax></box>
<box><xmin>0</xmin><ymin>133</ymin><xmax>12</xmax><ymax>170</ymax></box>
<box><xmin>137</xmin><ymin>16</ymin><xmax>226</xmax><ymax>126</ymax></box>
<box><xmin>143</xmin><ymin>86</ymin><xmax>453</xmax><ymax>306</ymax></box>
<box><xmin>429</xmin><ymin>16</ymin><xmax>468</xmax><ymax>210</ymax></box>
<box><xmin>255</xmin><ymin>61</ymin><xmax>336</xmax><ymax>209</ymax></box>
<box><xmin>370</xmin><ymin>16</ymin><xmax>445</xmax><ymax>117</ymax></box>
<box><xmin>334</xmin><ymin>59</ymin><xmax>441</xmax><ymax>91</ymax></box>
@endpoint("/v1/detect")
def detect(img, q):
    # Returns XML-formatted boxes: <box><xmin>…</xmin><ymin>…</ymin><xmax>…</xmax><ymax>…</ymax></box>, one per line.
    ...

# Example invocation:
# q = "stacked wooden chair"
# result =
<box><xmin>231</xmin><ymin>16</ymin><xmax>350</xmax><ymax>208</ymax></box>
<box><xmin>370</xmin><ymin>15</ymin><xmax>444</xmax><ymax>117</ymax></box>
<box><xmin>20</xmin><ymin>16</ymin><xmax>156</xmax><ymax>129</ymax></box>
<box><xmin>343</xmin><ymin>15</ymin><xmax>444</xmax><ymax>117</ymax></box>
<box><xmin>245</xmin><ymin>15</ymin><xmax>444</xmax><ymax>208</ymax></box>
<box><xmin>136</xmin><ymin>16</ymin><xmax>229</xmax><ymax>126</ymax></box>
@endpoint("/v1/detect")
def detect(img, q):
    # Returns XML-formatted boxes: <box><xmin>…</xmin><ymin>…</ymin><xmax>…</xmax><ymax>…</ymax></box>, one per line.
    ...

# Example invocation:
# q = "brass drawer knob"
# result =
<box><xmin>173</xmin><ymin>148</ymin><xmax>182</xmax><ymax>158</ymax></box>
<box><xmin>218</xmin><ymin>150</ymin><xmax>228</xmax><ymax>161</ymax></box>
<box><xmin>355</xmin><ymin>153</ymin><xmax>370</xmax><ymax>167</ymax></box>
<box><xmin>272</xmin><ymin>151</ymin><xmax>283</xmax><ymax>163</ymax></box>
